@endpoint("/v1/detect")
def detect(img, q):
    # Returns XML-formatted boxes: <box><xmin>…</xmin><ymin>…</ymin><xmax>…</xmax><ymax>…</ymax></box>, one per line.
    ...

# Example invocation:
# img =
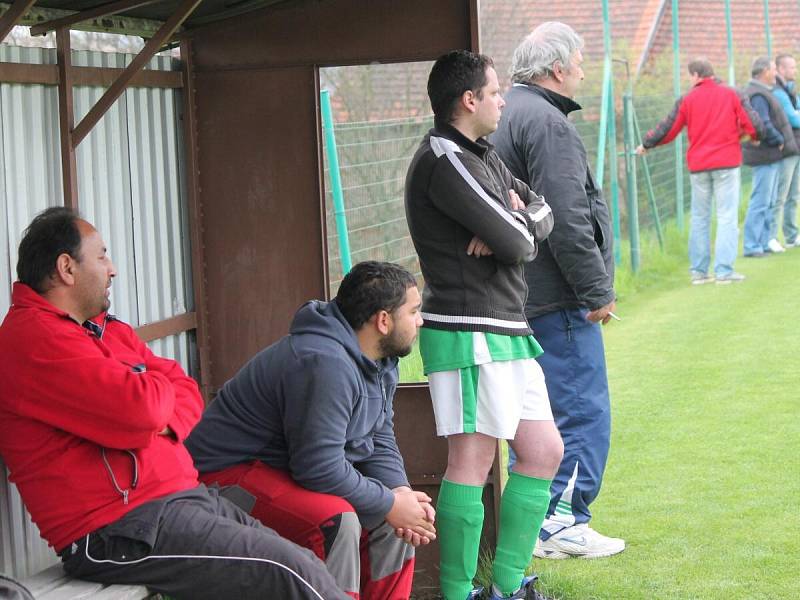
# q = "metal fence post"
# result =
<box><xmin>320</xmin><ymin>89</ymin><xmax>352</xmax><ymax>275</ymax></box>
<box><xmin>632</xmin><ymin>105</ymin><xmax>665</xmax><ymax>250</ymax></box>
<box><xmin>724</xmin><ymin>0</ymin><xmax>735</xmax><ymax>85</ymax></box>
<box><xmin>607</xmin><ymin>80</ymin><xmax>623</xmax><ymax>267</ymax></box>
<box><xmin>672</xmin><ymin>0</ymin><xmax>685</xmax><ymax>231</ymax></box>
<box><xmin>623</xmin><ymin>93</ymin><xmax>640</xmax><ymax>272</ymax></box>
<box><xmin>601</xmin><ymin>0</ymin><xmax>622</xmax><ymax>265</ymax></box>
<box><xmin>596</xmin><ymin>62</ymin><xmax>610</xmax><ymax>185</ymax></box>
<box><xmin>763</xmin><ymin>0</ymin><xmax>772</xmax><ymax>58</ymax></box>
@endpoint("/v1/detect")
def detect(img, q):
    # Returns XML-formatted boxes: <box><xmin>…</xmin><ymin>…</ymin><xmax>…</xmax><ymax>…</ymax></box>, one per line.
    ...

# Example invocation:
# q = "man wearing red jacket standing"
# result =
<box><xmin>0</xmin><ymin>207</ymin><xmax>347</xmax><ymax>600</ymax></box>
<box><xmin>637</xmin><ymin>58</ymin><xmax>759</xmax><ymax>285</ymax></box>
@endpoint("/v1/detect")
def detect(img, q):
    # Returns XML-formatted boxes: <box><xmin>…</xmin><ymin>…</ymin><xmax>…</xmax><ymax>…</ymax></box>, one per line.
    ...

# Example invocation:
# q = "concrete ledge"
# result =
<box><xmin>23</xmin><ymin>564</ymin><xmax>149</xmax><ymax>599</ymax></box>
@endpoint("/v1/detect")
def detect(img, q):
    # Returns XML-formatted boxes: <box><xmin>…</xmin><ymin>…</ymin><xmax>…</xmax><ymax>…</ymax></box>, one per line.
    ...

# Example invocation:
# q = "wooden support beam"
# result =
<box><xmin>180</xmin><ymin>38</ymin><xmax>212</xmax><ymax>402</ymax></box>
<box><xmin>56</xmin><ymin>28</ymin><xmax>78</xmax><ymax>209</ymax></box>
<box><xmin>29</xmin><ymin>0</ymin><xmax>160</xmax><ymax>36</ymax></box>
<box><xmin>0</xmin><ymin>61</ymin><xmax>183</xmax><ymax>87</ymax></box>
<box><xmin>135</xmin><ymin>311</ymin><xmax>197</xmax><ymax>343</ymax></box>
<box><xmin>72</xmin><ymin>0</ymin><xmax>201</xmax><ymax>148</ymax></box>
<box><xmin>469</xmin><ymin>0</ymin><xmax>480</xmax><ymax>51</ymax></box>
<box><xmin>0</xmin><ymin>0</ymin><xmax>36</xmax><ymax>43</ymax></box>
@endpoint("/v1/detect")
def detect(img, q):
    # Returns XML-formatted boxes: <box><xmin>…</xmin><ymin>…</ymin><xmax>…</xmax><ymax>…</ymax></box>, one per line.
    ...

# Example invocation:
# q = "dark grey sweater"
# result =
<box><xmin>742</xmin><ymin>79</ymin><xmax>799</xmax><ymax>166</ymax></box>
<box><xmin>185</xmin><ymin>300</ymin><xmax>407</xmax><ymax>529</ymax></box>
<box><xmin>404</xmin><ymin>122</ymin><xmax>554</xmax><ymax>336</ymax></box>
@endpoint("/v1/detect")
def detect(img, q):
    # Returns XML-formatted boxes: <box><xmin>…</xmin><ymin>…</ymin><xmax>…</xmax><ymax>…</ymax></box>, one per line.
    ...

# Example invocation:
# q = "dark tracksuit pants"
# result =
<box><xmin>60</xmin><ymin>485</ymin><xmax>348</xmax><ymax>600</ymax></box>
<box><xmin>200</xmin><ymin>461</ymin><xmax>415</xmax><ymax>600</ymax></box>
<box><xmin>509</xmin><ymin>308</ymin><xmax>611</xmax><ymax>540</ymax></box>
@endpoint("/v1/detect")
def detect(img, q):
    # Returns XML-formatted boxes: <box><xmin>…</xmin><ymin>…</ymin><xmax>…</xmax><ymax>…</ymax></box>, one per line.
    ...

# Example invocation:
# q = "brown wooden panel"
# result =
<box><xmin>189</xmin><ymin>0</ymin><xmax>476</xmax><ymax>69</ymax></box>
<box><xmin>185</xmin><ymin>3</ymin><xmax>484</xmax><ymax>592</ymax></box>
<box><xmin>180</xmin><ymin>39</ymin><xmax>213</xmax><ymax>402</ymax></box>
<box><xmin>394</xmin><ymin>385</ymin><xmax>448</xmax><ymax>478</ymax></box>
<box><xmin>135</xmin><ymin>311</ymin><xmax>196</xmax><ymax>342</ymax></box>
<box><xmin>0</xmin><ymin>62</ymin><xmax>183</xmax><ymax>88</ymax></box>
<box><xmin>194</xmin><ymin>65</ymin><xmax>324</xmax><ymax>385</ymax></box>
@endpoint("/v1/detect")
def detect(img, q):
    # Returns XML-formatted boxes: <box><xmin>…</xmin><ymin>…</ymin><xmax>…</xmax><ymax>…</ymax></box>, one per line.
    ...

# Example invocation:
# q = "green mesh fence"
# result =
<box><xmin>324</xmin><ymin>115</ymin><xmax>431</xmax><ymax>295</ymax></box>
<box><xmin>323</xmin><ymin>91</ymin><xmax>699</xmax><ymax>293</ymax></box>
<box><xmin>632</xmin><ymin>94</ymin><xmax>692</xmax><ymax>231</ymax></box>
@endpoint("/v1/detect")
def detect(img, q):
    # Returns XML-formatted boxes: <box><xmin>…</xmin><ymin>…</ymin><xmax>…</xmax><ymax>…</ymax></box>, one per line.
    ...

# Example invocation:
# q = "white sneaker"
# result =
<box><xmin>533</xmin><ymin>524</ymin><xmax>625</xmax><ymax>559</ymax></box>
<box><xmin>690</xmin><ymin>272</ymin><xmax>714</xmax><ymax>285</ymax></box>
<box><xmin>767</xmin><ymin>238</ymin><xmax>786</xmax><ymax>253</ymax></box>
<box><xmin>715</xmin><ymin>271</ymin><xmax>746</xmax><ymax>285</ymax></box>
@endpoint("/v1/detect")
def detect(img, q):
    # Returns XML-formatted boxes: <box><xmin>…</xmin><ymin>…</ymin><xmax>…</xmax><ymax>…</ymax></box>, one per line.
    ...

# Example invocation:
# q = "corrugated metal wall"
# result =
<box><xmin>0</xmin><ymin>46</ymin><xmax>193</xmax><ymax>580</ymax></box>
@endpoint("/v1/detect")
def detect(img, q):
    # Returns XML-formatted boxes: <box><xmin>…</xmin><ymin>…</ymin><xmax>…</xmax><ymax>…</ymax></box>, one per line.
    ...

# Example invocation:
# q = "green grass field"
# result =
<box><xmin>403</xmin><ymin>209</ymin><xmax>799</xmax><ymax>599</ymax></box>
<box><xmin>533</xmin><ymin>242</ymin><xmax>800</xmax><ymax>600</ymax></box>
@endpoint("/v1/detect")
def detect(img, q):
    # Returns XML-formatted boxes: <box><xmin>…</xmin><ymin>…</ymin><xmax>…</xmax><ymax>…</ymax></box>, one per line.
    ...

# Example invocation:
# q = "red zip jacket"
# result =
<box><xmin>642</xmin><ymin>78</ymin><xmax>757</xmax><ymax>172</ymax></box>
<box><xmin>0</xmin><ymin>283</ymin><xmax>202</xmax><ymax>551</ymax></box>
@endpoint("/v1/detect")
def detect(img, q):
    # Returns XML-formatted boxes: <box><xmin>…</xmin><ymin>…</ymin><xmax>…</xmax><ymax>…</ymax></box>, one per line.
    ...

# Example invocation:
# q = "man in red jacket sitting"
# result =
<box><xmin>0</xmin><ymin>207</ymin><xmax>347</xmax><ymax>600</ymax></box>
<box><xmin>637</xmin><ymin>58</ymin><xmax>759</xmax><ymax>285</ymax></box>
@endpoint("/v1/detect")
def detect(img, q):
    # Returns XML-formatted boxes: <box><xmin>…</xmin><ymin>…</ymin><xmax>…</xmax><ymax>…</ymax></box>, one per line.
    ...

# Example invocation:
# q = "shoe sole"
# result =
<box><xmin>534</xmin><ymin>546</ymin><xmax>626</xmax><ymax>560</ymax></box>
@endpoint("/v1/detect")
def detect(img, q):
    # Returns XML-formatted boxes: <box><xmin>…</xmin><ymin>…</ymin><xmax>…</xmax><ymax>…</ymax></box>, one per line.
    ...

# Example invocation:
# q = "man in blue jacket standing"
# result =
<box><xmin>186</xmin><ymin>261</ymin><xmax>432</xmax><ymax>600</ymax></box>
<box><xmin>770</xmin><ymin>54</ymin><xmax>800</xmax><ymax>248</ymax></box>
<box><xmin>743</xmin><ymin>56</ymin><xmax>798</xmax><ymax>257</ymax></box>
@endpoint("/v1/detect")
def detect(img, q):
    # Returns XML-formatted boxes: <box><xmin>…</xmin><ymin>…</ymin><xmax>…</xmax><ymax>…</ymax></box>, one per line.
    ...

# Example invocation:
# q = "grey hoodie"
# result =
<box><xmin>185</xmin><ymin>300</ymin><xmax>408</xmax><ymax>528</ymax></box>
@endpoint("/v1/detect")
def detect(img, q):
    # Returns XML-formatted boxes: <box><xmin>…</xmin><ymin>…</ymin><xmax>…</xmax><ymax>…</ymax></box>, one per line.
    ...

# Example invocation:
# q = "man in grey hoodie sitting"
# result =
<box><xmin>186</xmin><ymin>261</ymin><xmax>432</xmax><ymax>600</ymax></box>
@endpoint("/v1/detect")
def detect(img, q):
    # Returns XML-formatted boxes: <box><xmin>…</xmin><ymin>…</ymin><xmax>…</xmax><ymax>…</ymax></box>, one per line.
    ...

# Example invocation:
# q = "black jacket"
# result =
<box><xmin>404</xmin><ymin>122</ymin><xmax>554</xmax><ymax>336</ymax></box>
<box><xmin>491</xmin><ymin>83</ymin><xmax>615</xmax><ymax>318</ymax></box>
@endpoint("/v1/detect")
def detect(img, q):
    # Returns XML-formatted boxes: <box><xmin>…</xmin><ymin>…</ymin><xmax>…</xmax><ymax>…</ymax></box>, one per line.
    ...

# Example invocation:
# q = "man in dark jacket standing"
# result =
<box><xmin>742</xmin><ymin>56</ymin><xmax>799</xmax><ymax>257</ymax></box>
<box><xmin>186</xmin><ymin>261</ymin><xmax>433</xmax><ymax>600</ymax></box>
<box><xmin>637</xmin><ymin>58</ymin><xmax>758</xmax><ymax>284</ymax></box>
<box><xmin>405</xmin><ymin>50</ymin><xmax>560</xmax><ymax>600</ymax></box>
<box><xmin>491</xmin><ymin>22</ymin><xmax>624</xmax><ymax>560</ymax></box>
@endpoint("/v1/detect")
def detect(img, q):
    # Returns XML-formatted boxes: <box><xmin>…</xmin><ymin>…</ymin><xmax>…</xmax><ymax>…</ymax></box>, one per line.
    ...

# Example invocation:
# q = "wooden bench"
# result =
<box><xmin>22</xmin><ymin>564</ymin><xmax>150</xmax><ymax>599</ymax></box>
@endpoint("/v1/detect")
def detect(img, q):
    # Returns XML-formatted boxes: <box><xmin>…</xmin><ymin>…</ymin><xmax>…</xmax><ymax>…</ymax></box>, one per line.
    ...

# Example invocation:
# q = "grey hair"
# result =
<box><xmin>509</xmin><ymin>21</ymin><xmax>584</xmax><ymax>84</ymax></box>
<box><xmin>751</xmin><ymin>56</ymin><xmax>772</xmax><ymax>78</ymax></box>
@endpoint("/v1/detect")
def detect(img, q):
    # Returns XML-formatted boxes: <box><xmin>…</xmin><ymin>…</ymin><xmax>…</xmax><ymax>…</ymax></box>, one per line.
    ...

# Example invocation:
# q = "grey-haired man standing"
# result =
<box><xmin>491</xmin><ymin>21</ymin><xmax>624</xmax><ymax>560</ymax></box>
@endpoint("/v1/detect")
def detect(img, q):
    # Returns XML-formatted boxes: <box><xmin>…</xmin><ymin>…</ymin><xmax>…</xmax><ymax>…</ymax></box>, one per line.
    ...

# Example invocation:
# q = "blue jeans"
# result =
<box><xmin>688</xmin><ymin>168</ymin><xmax>741</xmax><ymax>277</ymax></box>
<box><xmin>508</xmin><ymin>309</ymin><xmax>611</xmax><ymax>539</ymax></box>
<box><xmin>744</xmin><ymin>162</ymin><xmax>781</xmax><ymax>255</ymax></box>
<box><xmin>775</xmin><ymin>155</ymin><xmax>800</xmax><ymax>244</ymax></box>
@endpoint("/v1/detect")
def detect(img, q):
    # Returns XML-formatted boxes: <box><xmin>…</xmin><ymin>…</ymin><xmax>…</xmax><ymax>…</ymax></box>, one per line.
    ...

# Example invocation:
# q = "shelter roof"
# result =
<box><xmin>5</xmin><ymin>0</ymin><xmax>292</xmax><ymax>37</ymax></box>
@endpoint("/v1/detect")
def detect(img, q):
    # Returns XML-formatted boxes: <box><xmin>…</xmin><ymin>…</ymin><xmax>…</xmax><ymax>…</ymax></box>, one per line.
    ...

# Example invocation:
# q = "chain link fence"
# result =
<box><xmin>324</xmin><ymin>115</ymin><xmax>431</xmax><ymax>295</ymax></box>
<box><xmin>323</xmin><ymin>91</ymin><xmax>699</xmax><ymax>295</ymax></box>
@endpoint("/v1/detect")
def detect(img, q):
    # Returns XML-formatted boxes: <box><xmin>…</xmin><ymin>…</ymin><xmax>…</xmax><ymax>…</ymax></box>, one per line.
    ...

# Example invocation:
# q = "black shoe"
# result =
<box><xmin>743</xmin><ymin>251</ymin><xmax>767</xmax><ymax>258</ymax></box>
<box><xmin>522</xmin><ymin>574</ymin><xmax>546</xmax><ymax>600</ymax></box>
<box><xmin>485</xmin><ymin>574</ymin><xmax>547</xmax><ymax>600</ymax></box>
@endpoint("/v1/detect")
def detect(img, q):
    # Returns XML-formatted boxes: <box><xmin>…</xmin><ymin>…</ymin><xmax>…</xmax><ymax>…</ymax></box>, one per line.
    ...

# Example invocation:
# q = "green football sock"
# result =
<box><xmin>492</xmin><ymin>471</ymin><xmax>552</xmax><ymax>596</ymax></box>
<box><xmin>437</xmin><ymin>478</ymin><xmax>485</xmax><ymax>600</ymax></box>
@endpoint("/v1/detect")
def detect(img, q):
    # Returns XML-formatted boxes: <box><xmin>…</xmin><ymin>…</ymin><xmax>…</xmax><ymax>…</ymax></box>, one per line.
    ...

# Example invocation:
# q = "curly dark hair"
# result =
<box><xmin>335</xmin><ymin>261</ymin><xmax>417</xmax><ymax>330</ymax></box>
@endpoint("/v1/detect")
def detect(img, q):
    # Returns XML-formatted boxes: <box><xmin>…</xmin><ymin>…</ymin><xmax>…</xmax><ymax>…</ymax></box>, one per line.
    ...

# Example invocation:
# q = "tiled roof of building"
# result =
<box><xmin>481</xmin><ymin>0</ymin><xmax>662</xmax><ymax>89</ymax></box>
<box><xmin>646</xmin><ymin>0</ymin><xmax>800</xmax><ymax>82</ymax></box>
<box><xmin>325</xmin><ymin>0</ymin><xmax>800</xmax><ymax>120</ymax></box>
